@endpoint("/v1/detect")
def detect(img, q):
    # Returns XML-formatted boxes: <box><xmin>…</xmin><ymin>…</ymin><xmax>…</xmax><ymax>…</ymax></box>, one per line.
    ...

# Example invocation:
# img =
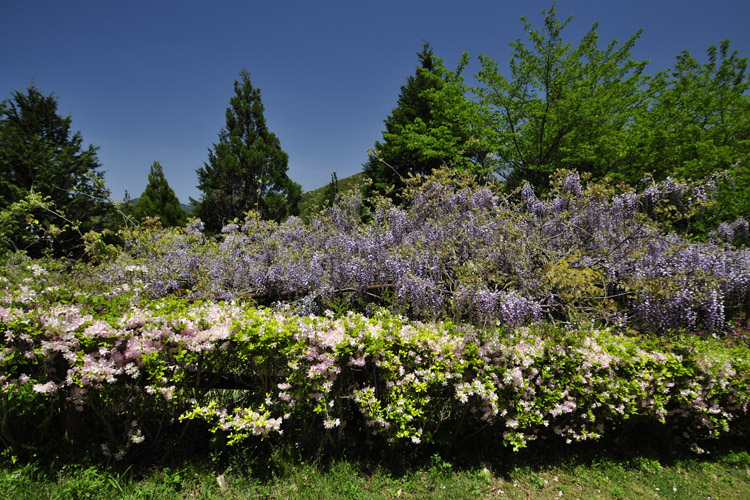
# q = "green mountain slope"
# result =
<box><xmin>298</xmin><ymin>172</ymin><xmax>367</xmax><ymax>220</ymax></box>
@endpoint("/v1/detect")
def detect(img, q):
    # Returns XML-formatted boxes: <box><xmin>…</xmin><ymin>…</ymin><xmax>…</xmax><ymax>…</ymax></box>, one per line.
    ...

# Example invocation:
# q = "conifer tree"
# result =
<box><xmin>364</xmin><ymin>43</ymin><xmax>442</xmax><ymax>196</ymax></box>
<box><xmin>134</xmin><ymin>161</ymin><xmax>186</xmax><ymax>227</ymax></box>
<box><xmin>193</xmin><ymin>70</ymin><xmax>301</xmax><ymax>233</ymax></box>
<box><xmin>363</xmin><ymin>42</ymin><xmax>488</xmax><ymax>199</ymax></box>
<box><xmin>321</xmin><ymin>172</ymin><xmax>339</xmax><ymax>209</ymax></box>
<box><xmin>0</xmin><ymin>84</ymin><xmax>113</xmax><ymax>256</ymax></box>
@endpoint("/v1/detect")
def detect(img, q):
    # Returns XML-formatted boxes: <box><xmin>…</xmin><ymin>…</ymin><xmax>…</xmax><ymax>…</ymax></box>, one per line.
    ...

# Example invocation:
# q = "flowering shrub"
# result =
<box><xmin>1</xmin><ymin>277</ymin><xmax>748</xmax><ymax>458</ymax></box>
<box><xmin>85</xmin><ymin>169</ymin><xmax>750</xmax><ymax>335</ymax></box>
<box><xmin>3</xmin><ymin>171</ymin><xmax>749</xmax><ymax>460</ymax></box>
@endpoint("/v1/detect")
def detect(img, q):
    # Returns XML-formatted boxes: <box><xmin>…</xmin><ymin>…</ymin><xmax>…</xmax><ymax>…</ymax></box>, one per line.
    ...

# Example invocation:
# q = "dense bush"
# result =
<box><xmin>1</xmin><ymin>271</ymin><xmax>749</xmax><ymax>459</ymax></box>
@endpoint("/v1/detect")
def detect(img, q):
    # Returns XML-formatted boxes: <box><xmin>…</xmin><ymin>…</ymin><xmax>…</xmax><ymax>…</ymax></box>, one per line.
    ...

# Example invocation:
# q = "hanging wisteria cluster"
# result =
<box><xmin>91</xmin><ymin>170</ymin><xmax>750</xmax><ymax>334</ymax></box>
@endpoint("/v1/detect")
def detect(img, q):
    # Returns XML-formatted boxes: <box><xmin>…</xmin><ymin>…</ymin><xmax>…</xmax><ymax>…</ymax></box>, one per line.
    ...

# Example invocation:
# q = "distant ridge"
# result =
<box><xmin>298</xmin><ymin>172</ymin><xmax>367</xmax><ymax>220</ymax></box>
<box><xmin>126</xmin><ymin>197</ymin><xmax>193</xmax><ymax>215</ymax></box>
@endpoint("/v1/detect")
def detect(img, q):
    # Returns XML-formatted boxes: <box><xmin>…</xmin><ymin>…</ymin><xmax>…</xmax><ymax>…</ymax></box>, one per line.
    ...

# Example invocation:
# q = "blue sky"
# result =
<box><xmin>2</xmin><ymin>0</ymin><xmax>749</xmax><ymax>204</ymax></box>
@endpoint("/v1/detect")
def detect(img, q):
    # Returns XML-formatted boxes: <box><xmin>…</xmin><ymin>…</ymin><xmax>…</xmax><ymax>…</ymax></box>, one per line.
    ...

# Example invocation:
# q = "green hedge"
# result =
<box><xmin>1</xmin><ymin>291</ymin><xmax>748</xmax><ymax>460</ymax></box>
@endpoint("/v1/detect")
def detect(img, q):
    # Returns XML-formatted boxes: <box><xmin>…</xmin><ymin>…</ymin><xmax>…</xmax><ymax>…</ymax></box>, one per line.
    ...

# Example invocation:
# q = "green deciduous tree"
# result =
<box><xmin>475</xmin><ymin>4</ymin><xmax>648</xmax><ymax>189</ymax></box>
<box><xmin>133</xmin><ymin>161</ymin><xmax>186</xmax><ymax>227</ymax></box>
<box><xmin>0</xmin><ymin>84</ymin><xmax>113</xmax><ymax>256</ymax></box>
<box><xmin>474</xmin><ymin>3</ymin><xmax>750</xmax><ymax>213</ymax></box>
<box><xmin>364</xmin><ymin>43</ymin><xmax>490</xmax><ymax>199</ymax></box>
<box><xmin>627</xmin><ymin>40</ymin><xmax>750</xmax><ymax>232</ymax></box>
<box><xmin>193</xmin><ymin>70</ymin><xmax>301</xmax><ymax>233</ymax></box>
<box><xmin>632</xmin><ymin>40</ymin><xmax>750</xmax><ymax>182</ymax></box>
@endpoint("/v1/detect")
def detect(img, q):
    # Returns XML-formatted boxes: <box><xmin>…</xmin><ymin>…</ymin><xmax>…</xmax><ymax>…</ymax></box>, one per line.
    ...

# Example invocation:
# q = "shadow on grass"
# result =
<box><xmin>3</xmin><ymin>415</ymin><xmax>749</xmax><ymax>486</ymax></box>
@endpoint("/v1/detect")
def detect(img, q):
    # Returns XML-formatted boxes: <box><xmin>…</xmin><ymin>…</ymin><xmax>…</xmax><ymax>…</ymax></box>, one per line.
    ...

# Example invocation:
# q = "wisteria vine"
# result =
<box><xmin>89</xmin><ymin>169</ymin><xmax>750</xmax><ymax>334</ymax></box>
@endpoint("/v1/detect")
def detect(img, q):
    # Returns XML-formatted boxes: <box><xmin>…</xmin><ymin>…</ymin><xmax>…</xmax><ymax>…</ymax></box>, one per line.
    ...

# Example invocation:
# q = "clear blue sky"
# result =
<box><xmin>3</xmin><ymin>0</ymin><xmax>749</xmax><ymax>204</ymax></box>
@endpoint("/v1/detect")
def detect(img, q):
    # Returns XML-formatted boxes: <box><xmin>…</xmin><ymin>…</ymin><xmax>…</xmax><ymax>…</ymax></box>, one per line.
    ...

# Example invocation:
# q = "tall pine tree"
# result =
<box><xmin>0</xmin><ymin>84</ymin><xmax>113</xmax><ymax>256</ymax></box>
<box><xmin>193</xmin><ymin>70</ymin><xmax>301</xmax><ymax>232</ymax></box>
<box><xmin>133</xmin><ymin>161</ymin><xmax>186</xmax><ymax>227</ymax></box>
<box><xmin>363</xmin><ymin>42</ymin><xmax>487</xmax><ymax>199</ymax></box>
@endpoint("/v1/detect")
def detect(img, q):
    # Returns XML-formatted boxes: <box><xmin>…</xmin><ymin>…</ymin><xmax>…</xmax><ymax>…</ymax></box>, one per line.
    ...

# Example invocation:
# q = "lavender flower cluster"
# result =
<box><xmin>89</xmin><ymin>169</ymin><xmax>749</xmax><ymax>334</ymax></box>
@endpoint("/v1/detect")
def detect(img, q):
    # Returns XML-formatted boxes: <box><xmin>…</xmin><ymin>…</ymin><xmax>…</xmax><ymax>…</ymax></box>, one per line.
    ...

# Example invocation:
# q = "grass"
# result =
<box><xmin>2</xmin><ymin>449</ymin><xmax>748</xmax><ymax>499</ymax></box>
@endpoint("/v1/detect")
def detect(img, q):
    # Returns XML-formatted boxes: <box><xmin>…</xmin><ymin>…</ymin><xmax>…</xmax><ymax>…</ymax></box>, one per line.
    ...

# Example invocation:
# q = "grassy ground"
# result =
<box><xmin>2</xmin><ymin>450</ymin><xmax>748</xmax><ymax>499</ymax></box>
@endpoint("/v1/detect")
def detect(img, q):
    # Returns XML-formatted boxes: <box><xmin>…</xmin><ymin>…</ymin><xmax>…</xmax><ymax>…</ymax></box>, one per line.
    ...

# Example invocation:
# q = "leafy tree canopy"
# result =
<box><xmin>630</xmin><ymin>40</ymin><xmax>750</xmax><ymax>231</ymax></box>
<box><xmin>473</xmin><ymin>4</ymin><xmax>749</xmax><ymax>197</ymax></box>
<box><xmin>633</xmin><ymin>40</ymin><xmax>750</xmax><ymax>183</ymax></box>
<box><xmin>193</xmin><ymin>70</ymin><xmax>301</xmax><ymax>233</ymax></box>
<box><xmin>475</xmin><ymin>4</ymin><xmax>649</xmax><ymax>188</ymax></box>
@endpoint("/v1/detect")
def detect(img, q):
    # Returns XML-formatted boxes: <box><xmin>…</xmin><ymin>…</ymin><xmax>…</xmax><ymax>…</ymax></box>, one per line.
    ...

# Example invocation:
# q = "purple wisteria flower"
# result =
<box><xmin>76</xmin><ymin>169</ymin><xmax>750</xmax><ymax>334</ymax></box>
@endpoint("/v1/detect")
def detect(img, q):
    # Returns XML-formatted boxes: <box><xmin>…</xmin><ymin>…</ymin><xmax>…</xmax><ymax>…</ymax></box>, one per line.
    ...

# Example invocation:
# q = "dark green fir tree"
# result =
<box><xmin>193</xmin><ymin>70</ymin><xmax>301</xmax><ymax>233</ymax></box>
<box><xmin>133</xmin><ymin>161</ymin><xmax>186</xmax><ymax>227</ymax></box>
<box><xmin>363</xmin><ymin>43</ymin><xmax>443</xmax><ymax>196</ymax></box>
<box><xmin>0</xmin><ymin>84</ymin><xmax>114</xmax><ymax>256</ymax></box>
<box><xmin>321</xmin><ymin>171</ymin><xmax>339</xmax><ymax>209</ymax></box>
<box><xmin>363</xmin><ymin>42</ymin><xmax>487</xmax><ymax>199</ymax></box>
